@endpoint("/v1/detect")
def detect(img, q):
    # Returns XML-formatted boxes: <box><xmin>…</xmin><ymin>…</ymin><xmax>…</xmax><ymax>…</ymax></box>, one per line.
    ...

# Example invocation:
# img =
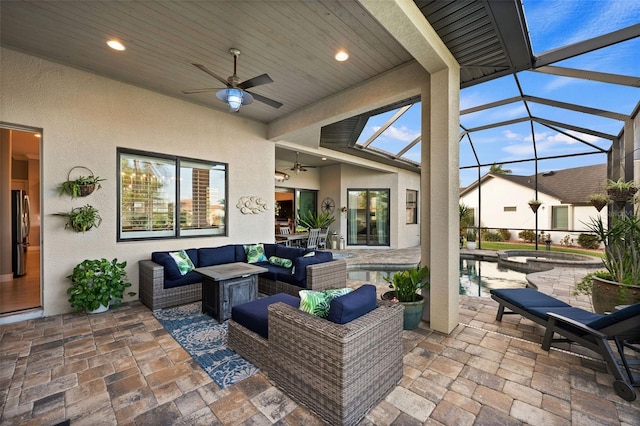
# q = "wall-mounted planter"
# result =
<box><xmin>58</xmin><ymin>166</ymin><xmax>105</xmax><ymax>198</ymax></box>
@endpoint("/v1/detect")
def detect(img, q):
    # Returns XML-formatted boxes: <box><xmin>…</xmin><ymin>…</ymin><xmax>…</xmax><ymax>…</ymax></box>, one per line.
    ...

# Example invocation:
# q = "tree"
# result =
<box><xmin>489</xmin><ymin>163</ymin><xmax>512</xmax><ymax>174</ymax></box>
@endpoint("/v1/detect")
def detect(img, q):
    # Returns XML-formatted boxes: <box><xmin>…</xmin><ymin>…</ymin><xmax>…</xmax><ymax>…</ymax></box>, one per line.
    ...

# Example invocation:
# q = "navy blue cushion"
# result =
<box><xmin>586</xmin><ymin>302</ymin><xmax>640</xmax><ymax>331</ymax></box>
<box><xmin>198</xmin><ymin>245</ymin><xmax>236</xmax><ymax>267</ymax></box>
<box><xmin>277</xmin><ymin>271</ymin><xmax>305</xmax><ymax>288</ymax></box>
<box><xmin>164</xmin><ymin>270</ymin><xmax>201</xmax><ymax>289</ymax></box>
<box><xmin>490</xmin><ymin>288</ymin><xmax>571</xmax><ymax>310</ymax></box>
<box><xmin>152</xmin><ymin>249</ymin><xmax>199</xmax><ymax>281</ymax></box>
<box><xmin>255</xmin><ymin>262</ymin><xmax>284</xmax><ymax>281</ymax></box>
<box><xmin>327</xmin><ymin>284</ymin><xmax>377</xmax><ymax>324</ymax></box>
<box><xmin>275</xmin><ymin>245</ymin><xmax>305</xmax><ymax>260</ymax></box>
<box><xmin>528</xmin><ymin>306</ymin><xmax>602</xmax><ymax>324</ymax></box>
<box><xmin>263</xmin><ymin>243</ymin><xmax>277</xmax><ymax>259</ymax></box>
<box><xmin>292</xmin><ymin>251</ymin><xmax>334</xmax><ymax>282</ymax></box>
<box><xmin>234</xmin><ymin>245</ymin><xmax>247</xmax><ymax>262</ymax></box>
<box><xmin>231</xmin><ymin>293</ymin><xmax>300</xmax><ymax>339</ymax></box>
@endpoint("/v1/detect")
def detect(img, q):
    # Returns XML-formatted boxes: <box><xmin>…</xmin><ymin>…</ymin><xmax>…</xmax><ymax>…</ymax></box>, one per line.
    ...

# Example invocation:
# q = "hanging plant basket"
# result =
<box><xmin>607</xmin><ymin>187</ymin><xmax>637</xmax><ymax>210</ymax></box>
<box><xmin>528</xmin><ymin>201</ymin><xmax>541</xmax><ymax>213</ymax></box>
<box><xmin>58</xmin><ymin>166</ymin><xmax>105</xmax><ymax>198</ymax></box>
<box><xmin>591</xmin><ymin>198</ymin><xmax>608</xmax><ymax>212</ymax></box>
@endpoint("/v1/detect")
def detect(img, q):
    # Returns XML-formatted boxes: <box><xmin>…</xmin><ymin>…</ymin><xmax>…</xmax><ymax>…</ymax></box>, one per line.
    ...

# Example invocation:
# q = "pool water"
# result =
<box><xmin>347</xmin><ymin>259</ymin><xmax>527</xmax><ymax>297</ymax></box>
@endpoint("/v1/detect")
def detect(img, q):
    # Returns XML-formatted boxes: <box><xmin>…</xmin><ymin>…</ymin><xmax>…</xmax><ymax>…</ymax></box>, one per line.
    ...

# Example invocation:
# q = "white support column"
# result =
<box><xmin>422</xmin><ymin>67</ymin><xmax>460</xmax><ymax>334</ymax></box>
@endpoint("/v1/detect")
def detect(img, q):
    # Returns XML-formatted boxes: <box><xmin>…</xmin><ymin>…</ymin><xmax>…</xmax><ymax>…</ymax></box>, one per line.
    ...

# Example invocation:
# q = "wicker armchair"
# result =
<box><xmin>229</xmin><ymin>300</ymin><xmax>404</xmax><ymax>426</ymax></box>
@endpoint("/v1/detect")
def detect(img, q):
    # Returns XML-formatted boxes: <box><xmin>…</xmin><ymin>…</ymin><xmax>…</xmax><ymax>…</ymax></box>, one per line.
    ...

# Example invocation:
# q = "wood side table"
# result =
<box><xmin>195</xmin><ymin>262</ymin><xmax>267</xmax><ymax>322</ymax></box>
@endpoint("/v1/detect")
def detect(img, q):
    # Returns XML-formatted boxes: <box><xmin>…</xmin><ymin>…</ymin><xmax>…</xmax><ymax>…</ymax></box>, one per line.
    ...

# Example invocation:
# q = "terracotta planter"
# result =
<box><xmin>382</xmin><ymin>291</ymin><xmax>424</xmax><ymax>330</ymax></box>
<box><xmin>591</xmin><ymin>276</ymin><xmax>640</xmax><ymax>314</ymax></box>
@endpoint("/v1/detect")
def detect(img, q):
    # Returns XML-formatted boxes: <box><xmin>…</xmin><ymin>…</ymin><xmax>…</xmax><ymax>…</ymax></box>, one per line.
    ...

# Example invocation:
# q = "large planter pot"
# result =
<box><xmin>382</xmin><ymin>291</ymin><xmax>424</xmax><ymax>330</ymax></box>
<box><xmin>466</xmin><ymin>241</ymin><xmax>476</xmax><ymax>250</ymax></box>
<box><xmin>88</xmin><ymin>303</ymin><xmax>109</xmax><ymax>314</ymax></box>
<box><xmin>591</xmin><ymin>276</ymin><xmax>640</xmax><ymax>314</ymax></box>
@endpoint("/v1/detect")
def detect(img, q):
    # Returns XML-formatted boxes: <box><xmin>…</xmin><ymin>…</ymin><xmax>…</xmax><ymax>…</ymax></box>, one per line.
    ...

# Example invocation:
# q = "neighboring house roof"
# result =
<box><xmin>460</xmin><ymin>164</ymin><xmax>607</xmax><ymax>204</ymax></box>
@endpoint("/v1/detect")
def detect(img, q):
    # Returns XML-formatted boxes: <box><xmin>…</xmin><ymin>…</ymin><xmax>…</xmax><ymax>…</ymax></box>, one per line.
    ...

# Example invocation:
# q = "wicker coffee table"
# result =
<box><xmin>195</xmin><ymin>262</ymin><xmax>267</xmax><ymax>322</ymax></box>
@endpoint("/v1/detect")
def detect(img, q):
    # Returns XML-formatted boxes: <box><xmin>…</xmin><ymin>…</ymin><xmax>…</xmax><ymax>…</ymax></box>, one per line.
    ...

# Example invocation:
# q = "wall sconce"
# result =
<box><xmin>341</xmin><ymin>206</ymin><xmax>347</xmax><ymax>213</ymax></box>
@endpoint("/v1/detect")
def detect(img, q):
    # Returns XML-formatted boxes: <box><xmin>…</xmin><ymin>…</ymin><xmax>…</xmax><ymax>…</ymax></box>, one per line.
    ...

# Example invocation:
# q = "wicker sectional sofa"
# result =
<box><xmin>138</xmin><ymin>243</ymin><xmax>346</xmax><ymax>310</ymax></box>
<box><xmin>228</xmin><ymin>286</ymin><xmax>404</xmax><ymax>426</ymax></box>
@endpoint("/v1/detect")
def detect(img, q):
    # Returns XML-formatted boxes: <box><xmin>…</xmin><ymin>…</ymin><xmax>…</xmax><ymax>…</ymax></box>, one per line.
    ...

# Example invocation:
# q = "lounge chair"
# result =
<box><xmin>491</xmin><ymin>288</ymin><xmax>640</xmax><ymax>401</ymax></box>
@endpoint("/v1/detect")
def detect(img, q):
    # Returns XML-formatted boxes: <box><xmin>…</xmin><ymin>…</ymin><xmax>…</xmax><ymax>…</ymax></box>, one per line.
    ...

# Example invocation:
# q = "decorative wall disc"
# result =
<box><xmin>236</xmin><ymin>196</ymin><xmax>269</xmax><ymax>214</ymax></box>
<box><xmin>321</xmin><ymin>197</ymin><xmax>335</xmax><ymax>214</ymax></box>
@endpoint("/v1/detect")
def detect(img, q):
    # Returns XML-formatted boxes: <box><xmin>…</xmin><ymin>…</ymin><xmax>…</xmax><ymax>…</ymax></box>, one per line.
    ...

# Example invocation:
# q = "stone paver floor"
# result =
<box><xmin>1</xmin><ymin>247</ymin><xmax>638</xmax><ymax>425</ymax></box>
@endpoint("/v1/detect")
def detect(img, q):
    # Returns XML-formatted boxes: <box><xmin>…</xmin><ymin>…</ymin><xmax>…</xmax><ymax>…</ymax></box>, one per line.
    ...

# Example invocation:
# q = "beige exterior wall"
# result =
<box><xmin>1</xmin><ymin>48</ymin><xmax>424</xmax><ymax>316</ymax></box>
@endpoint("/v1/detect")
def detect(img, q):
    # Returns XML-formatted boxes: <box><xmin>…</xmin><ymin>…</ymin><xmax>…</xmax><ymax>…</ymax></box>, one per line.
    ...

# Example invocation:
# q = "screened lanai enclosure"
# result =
<box><xmin>319</xmin><ymin>1</ymin><xmax>639</xmax><ymax>244</ymax></box>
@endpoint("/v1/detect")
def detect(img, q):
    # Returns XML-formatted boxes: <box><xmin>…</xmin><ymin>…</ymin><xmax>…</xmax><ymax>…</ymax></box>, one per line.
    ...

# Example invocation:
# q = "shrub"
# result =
<box><xmin>498</xmin><ymin>229</ymin><xmax>511</xmax><ymax>241</ymax></box>
<box><xmin>482</xmin><ymin>230</ymin><xmax>504</xmax><ymax>242</ymax></box>
<box><xmin>518</xmin><ymin>229</ymin><xmax>536</xmax><ymax>243</ymax></box>
<box><xmin>560</xmin><ymin>235</ymin><xmax>574</xmax><ymax>247</ymax></box>
<box><xmin>577</xmin><ymin>233</ymin><xmax>600</xmax><ymax>250</ymax></box>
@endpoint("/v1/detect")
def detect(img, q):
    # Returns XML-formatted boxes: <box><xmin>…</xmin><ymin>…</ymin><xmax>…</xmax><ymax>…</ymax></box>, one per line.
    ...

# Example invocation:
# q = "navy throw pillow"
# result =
<box><xmin>327</xmin><ymin>284</ymin><xmax>377</xmax><ymax>324</ymax></box>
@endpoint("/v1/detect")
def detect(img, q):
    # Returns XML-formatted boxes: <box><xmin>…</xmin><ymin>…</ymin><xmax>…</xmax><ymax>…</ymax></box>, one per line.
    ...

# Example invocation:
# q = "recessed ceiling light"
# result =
<box><xmin>34</xmin><ymin>134</ymin><xmax>41</xmax><ymax>138</ymax></box>
<box><xmin>107</xmin><ymin>39</ymin><xmax>126</xmax><ymax>51</ymax></box>
<box><xmin>335</xmin><ymin>50</ymin><xmax>349</xmax><ymax>61</ymax></box>
<box><xmin>321</xmin><ymin>157</ymin><xmax>327</xmax><ymax>161</ymax></box>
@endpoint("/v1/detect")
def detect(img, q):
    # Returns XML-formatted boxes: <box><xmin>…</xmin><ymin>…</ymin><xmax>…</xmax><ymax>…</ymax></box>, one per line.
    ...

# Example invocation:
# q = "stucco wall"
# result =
<box><xmin>1</xmin><ymin>48</ymin><xmax>274</xmax><ymax>315</ymax></box>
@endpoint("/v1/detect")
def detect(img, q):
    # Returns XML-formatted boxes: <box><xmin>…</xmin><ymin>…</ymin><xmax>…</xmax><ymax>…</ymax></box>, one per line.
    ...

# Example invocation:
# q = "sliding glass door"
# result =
<box><xmin>346</xmin><ymin>189</ymin><xmax>389</xmax><ymax>246</ymax></box>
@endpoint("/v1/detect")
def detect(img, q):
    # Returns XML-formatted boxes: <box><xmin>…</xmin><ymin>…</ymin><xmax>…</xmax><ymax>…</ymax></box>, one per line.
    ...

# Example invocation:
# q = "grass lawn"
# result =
<box><xmin>477</xmin><ymin>241</ymin><xmax>605</xmax><ymax>258</ymax></box>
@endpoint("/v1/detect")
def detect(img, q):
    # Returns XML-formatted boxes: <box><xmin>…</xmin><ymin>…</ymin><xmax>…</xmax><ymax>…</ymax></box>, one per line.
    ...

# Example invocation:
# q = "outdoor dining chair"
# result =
<box><xmin>305</xmin><ymin>228</ymin><xmax>321</xmax><ymax>250</ymax></box>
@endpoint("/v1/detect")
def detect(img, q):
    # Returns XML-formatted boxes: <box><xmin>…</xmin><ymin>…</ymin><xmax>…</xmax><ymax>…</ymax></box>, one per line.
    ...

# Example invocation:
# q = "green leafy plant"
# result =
<box><xmin>518</xmin><ymin>229</ymin><xmax>536</xmax><ymax>243</ymax></box>
<box><xmin>583</xmin><ymin>211</ymin><xmax>640</xmax><ymax>285</ymax></box>
<box><xmin>383</xmin><ymin>263</ymin><xmax>430</xmax><ymax>302</ymax></box>
<box><xmin>56</xmin><ymin>204</ymin><xmax>102</xmax><ymax>232</ymax></box>
<box><xmin>58</xmin><ymin>175</ymin><xmax>105</xmax><ymax>198</ymax></box>
<box><xmin>298</xmin><ymin>210</ymin><xmax>336</xmax><ymax>230</ymax></box>
<box><xmin>465</xmin><ymin>228</ymin><xmax>477</xmax><ymax>242</ymax></box>
<box><xmin>606</xmin><ymin>178</ymin><xmax>637</xmax><ymax>191</ymax></box>
<box><xmin>498</xmin><ymin>229</ymin><xmax>511</xmax><ymax>241</ymax></box>
<box><xmin>573</xmin><ymin>271</ymin><xmax>611</xmax><ymax>297</ymax></box>
<box><xmin>67</xmin><ymin>258</ymin><xmax>134</xmax><ymax>313</ymax></box>
<box><xmin>481</xmin><ymin>229</ymin><xmax>503</xmax><ymax>242</ymax></box>
<box><xmin>577</xmin><ymin>233</ymin><xmax>600</xmax><ymax>250</ymax></box>
<box><xmin>459</xmin><ymin>203</ymin><xmax>473</xmax><ymax>236</ymax></box>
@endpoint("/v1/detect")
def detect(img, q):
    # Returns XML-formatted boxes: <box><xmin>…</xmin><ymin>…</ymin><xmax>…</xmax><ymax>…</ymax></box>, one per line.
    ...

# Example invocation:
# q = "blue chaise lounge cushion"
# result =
<box><xmin>490</xmin><ymin>288</ymin><xmax>571</xmax><ymax>310</ymax></box>
<box><xmin>231</xmin><ymin>293</ymin><xmax>300</xmax><ymax>339</ymax></box>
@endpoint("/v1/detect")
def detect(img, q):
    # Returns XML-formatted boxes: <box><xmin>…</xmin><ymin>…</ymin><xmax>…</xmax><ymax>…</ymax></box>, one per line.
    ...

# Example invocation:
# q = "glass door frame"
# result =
<box><xmin>346</xmin><ymin>188</ymin><xmax>390</xmax><ymax>246</ymax></box>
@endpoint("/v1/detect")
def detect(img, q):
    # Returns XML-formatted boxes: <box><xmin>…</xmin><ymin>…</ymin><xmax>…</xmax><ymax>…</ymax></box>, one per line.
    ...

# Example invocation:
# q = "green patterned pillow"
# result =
<box><xmin>299</xmin><ymin>288</ymin><xmax>353</xmax><ymax>318</ymax></box>
<box><xmin>269</xmin><ymin>256</ymin><xmax>293</xmax><ymax>268</ymax></box>
<box><xmin>168</xmin><ymin>250</ymin><xmax>195</xmax><ymax>275</ymax></box>
<box><xmin>244</xmin><ymin>244</ymin><xmax>268</xmax><ymax>263</ymax></box>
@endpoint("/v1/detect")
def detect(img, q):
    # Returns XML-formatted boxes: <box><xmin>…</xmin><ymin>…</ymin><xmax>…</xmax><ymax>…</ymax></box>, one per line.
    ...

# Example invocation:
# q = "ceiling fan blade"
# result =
<box><xmin>238</xmin><ymin>73</ymin><xmax>273</xmax><ymax>90</ymax></box>
<box><xmin>182</xmin><ymin>87</ymin><xmax>222</xmax><ymax>94</ymax></box>
<box><xmin>192</xmin><ymin>63</ymin><xmax>230</xmax><ymax>86</ymax></box>
<box><xmin>248</xmin><ymin>91</ymin><xmax>283</xmax><ymax>109</ymax></box>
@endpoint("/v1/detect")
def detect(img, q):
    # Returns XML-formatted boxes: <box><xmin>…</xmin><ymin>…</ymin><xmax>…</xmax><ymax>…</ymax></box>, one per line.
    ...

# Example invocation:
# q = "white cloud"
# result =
<box><xmin>379</xmin><ymin>125</ymin><xmax>419</xmax><ymax>143</ymax></box>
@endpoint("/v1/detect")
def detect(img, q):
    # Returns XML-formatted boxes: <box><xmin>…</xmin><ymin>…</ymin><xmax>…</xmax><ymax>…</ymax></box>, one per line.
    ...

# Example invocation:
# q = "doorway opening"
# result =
<box><xmin>1</xmin><ymin>125</ymin><xmax>42</xmax><ymax>316</ymax></box>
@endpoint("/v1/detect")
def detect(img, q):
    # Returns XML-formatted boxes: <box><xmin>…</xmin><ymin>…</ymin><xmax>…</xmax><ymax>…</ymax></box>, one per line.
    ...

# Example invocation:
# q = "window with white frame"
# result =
<box><xmin>552</xmin><ymin>205</ymin><xmax>568</xmax><ymax>230</ymax></box>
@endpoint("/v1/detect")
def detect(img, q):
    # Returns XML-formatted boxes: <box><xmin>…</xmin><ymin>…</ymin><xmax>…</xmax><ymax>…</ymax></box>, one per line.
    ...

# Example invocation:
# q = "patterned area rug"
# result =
<box><xmin>153</xmin><ymin>302</ymin><xmax>259</xmax><ymax>388</ymax></box>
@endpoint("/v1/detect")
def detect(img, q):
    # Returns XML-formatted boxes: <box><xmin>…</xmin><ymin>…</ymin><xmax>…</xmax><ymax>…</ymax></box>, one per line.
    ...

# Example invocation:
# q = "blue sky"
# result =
<box><xmin>356</xmin><ymin>0</ymin><xmax>640</xmax><ymax>187</ymax></box>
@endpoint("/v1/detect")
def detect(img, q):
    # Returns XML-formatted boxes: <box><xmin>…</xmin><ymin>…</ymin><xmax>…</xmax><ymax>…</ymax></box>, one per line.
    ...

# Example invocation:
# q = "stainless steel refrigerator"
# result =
<box><xmin>11</xmin><ymin>189</ymin><xmax>31</xmax><ymax>277</ymax></box>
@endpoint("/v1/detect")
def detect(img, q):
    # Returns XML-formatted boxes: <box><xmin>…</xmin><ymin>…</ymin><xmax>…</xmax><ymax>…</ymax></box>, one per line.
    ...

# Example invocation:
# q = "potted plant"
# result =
<box><xmin>382</xmin><ymin>264</ymin><xmax>430</xmax><ymax>330</ymax></box>
<box><xmin>466</xmin><ymin>228</ymin><xmax>477</xmax><ymax>250</ymax></box>
<box><xmin>56</xmin><ymin>204</ymin><xmax>102</xmax><ymax>232</ymax></box>
<box><xmin>67</xmin><ymin>258</ymin><xmax>134</xmax><ymax>313</ymax></box>
<box><xmin>58</xmin><ymin>172</ymin><xmax>105</xmax><ymax>198</ymax></box>
<box><xmin>581</xmin><ymin>211</ymin><xmax>640</xmax><ymax>313</ymax></box>
<box><xmin>589</xmin><ymin>193</ymin><xmax>609</xmax><ymax>212</ymax></box>
<box><xmin>606</xmin><ymin>178</ymin><xmax>637</xmax><ymax>210</ymax></box>
<box><xmin>298</xmin><ymin>210</ymin><xmax>336</xmax><ymax>231</ymax></box>
<box><xmin>528</xmin><ymin>199</ymin><xmax>542</xmax><ymax>213</ymax></box>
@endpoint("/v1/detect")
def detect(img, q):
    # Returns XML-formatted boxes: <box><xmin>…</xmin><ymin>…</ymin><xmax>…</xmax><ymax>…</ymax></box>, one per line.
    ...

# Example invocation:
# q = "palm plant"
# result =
<box><xmin>383</xmin><ymin>263</ymin><xmax>430</xmax><ymax>302</ymax></box>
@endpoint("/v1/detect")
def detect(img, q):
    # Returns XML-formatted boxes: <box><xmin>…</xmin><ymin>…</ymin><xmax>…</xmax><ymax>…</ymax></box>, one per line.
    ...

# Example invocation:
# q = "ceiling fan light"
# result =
<box><xmin>216</xmin><ymin>88</ymin><xmax>254</xmax><ymax>112</ymax></box>
<box><xmin>275</xmin><ymin>171</ymin><xmax>290</xmax><ymax>181</ymax></box>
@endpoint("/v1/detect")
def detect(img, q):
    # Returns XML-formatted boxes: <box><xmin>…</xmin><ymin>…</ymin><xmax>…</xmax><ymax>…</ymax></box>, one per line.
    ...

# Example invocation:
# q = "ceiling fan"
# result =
<box><xmin>182</xmin><ymin>48</ymin><xmax>283</xmax><ymax>112</ymax></box>
<box><xmin>290</xmin><ymin>152</ymin><xmax>317</xmax><ymax>174</ymax></box>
